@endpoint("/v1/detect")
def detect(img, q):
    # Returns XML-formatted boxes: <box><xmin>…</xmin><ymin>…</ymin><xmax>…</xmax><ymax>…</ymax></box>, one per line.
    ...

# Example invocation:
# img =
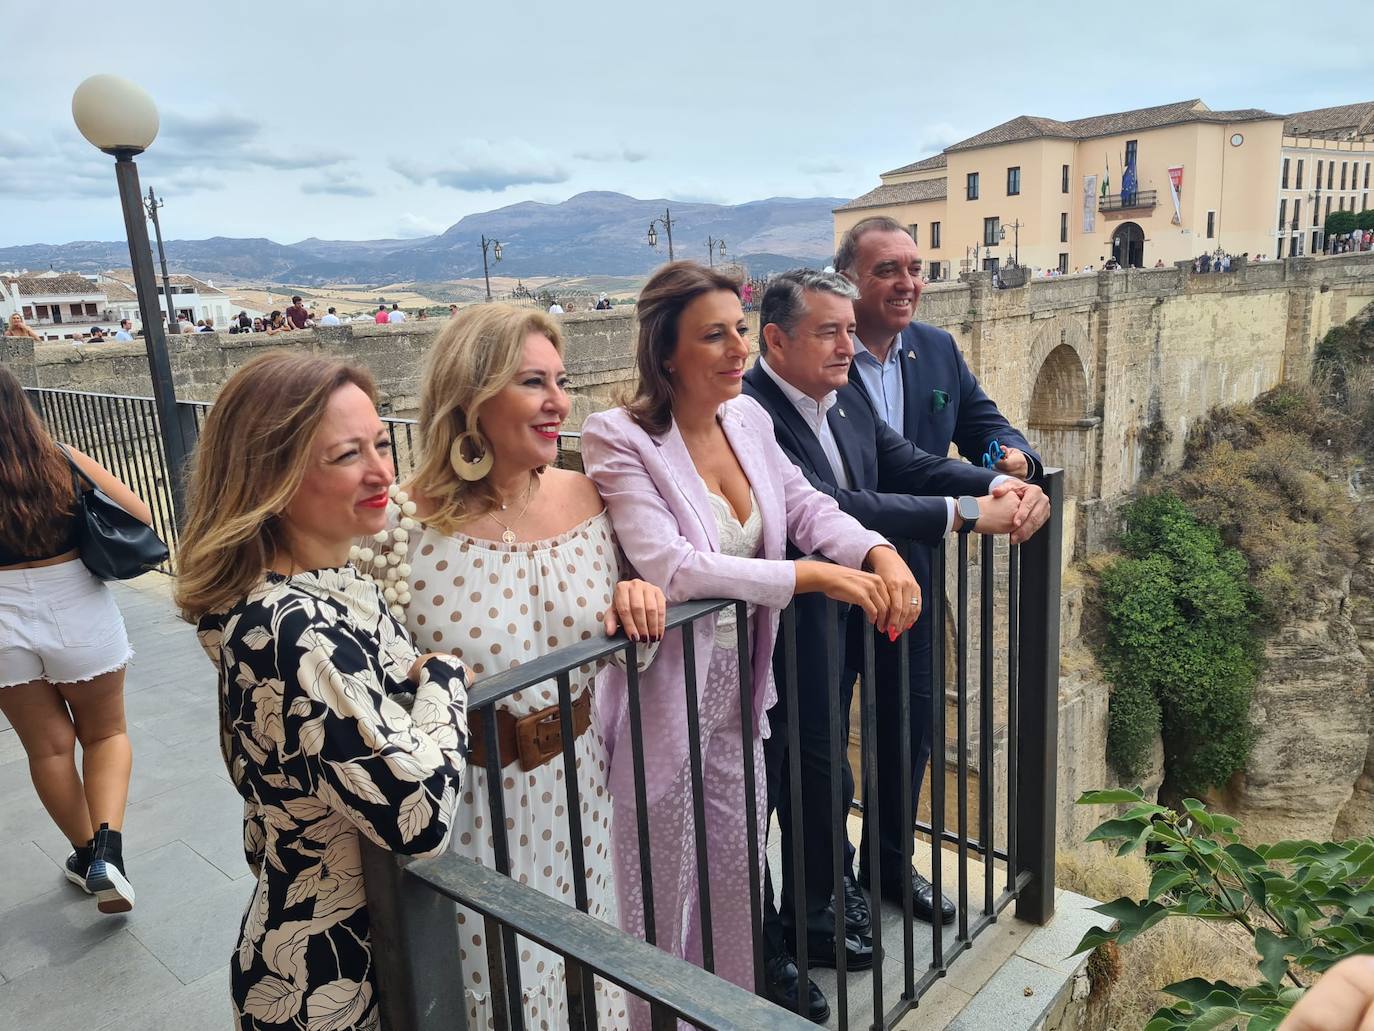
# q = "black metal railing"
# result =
<box><xmin>366</xmin><ymin>470</ymin><xmax>1063</xmax><ymax>1029</ymax></box>
<box><xmin>24</xmin><ymin>388</ymin><xmax>583</xmax><ymax>569</ymax></box>
<box><xmin>24</xmin><ymin>384</ymin><xmax>1062</xmax><ymax>1027</ymax></box>
<box><xmin>1098</xmin><ymin>189</ymin><xmax>1157</xmax><ymax>212</ymax></box>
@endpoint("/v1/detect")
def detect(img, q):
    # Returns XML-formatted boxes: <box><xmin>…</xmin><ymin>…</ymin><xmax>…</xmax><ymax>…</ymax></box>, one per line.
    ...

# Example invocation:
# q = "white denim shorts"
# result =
<box><xmin>0</xmin><ymin>558</ymin><xmax>133</xmax><ymax>689</ymax></box>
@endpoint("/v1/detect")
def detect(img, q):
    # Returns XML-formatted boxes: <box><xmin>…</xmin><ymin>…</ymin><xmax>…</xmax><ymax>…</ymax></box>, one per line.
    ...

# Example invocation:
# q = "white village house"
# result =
<box><xmin>1</xmin><ymin>271</ymin><xmax>113</xmax><ymax>341</ymax></box>
<box><xmin>97</xmin><ymin>270</ymin><xmax>237</xmax><ymax>330</ymax></box>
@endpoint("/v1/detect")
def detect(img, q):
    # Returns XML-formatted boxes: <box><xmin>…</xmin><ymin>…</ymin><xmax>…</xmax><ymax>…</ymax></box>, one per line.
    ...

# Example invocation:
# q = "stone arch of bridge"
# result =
<box><xmin>1027</xmin><ymin>329</ymin><xmax>1097</xmax><ymax>498</ymax></box>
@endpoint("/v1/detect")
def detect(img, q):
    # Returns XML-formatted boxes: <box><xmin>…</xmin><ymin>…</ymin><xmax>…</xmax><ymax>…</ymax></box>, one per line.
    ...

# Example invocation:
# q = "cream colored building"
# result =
<box><xmin>837</xmin><ymin>98</ymin><xmax>1372</xmax><ymax>276</ymax></box>
<box><xmin>1276</xmin><ymin>102</ymin><xmax>1374</xmax><ymax>258</ymax></box>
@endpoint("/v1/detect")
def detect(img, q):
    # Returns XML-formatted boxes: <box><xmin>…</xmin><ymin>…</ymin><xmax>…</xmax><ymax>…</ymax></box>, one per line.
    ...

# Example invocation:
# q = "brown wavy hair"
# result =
<box><xmin>173</xmin><ymin>351</ymin><xmax>377</xmax><ymax>621</ymax></box>
<box><xmin>625</xmin><ymin>261</ymin><xmax>742</xmax><ymax>435</ymax></box>
<box><xmin>0</xmin><ymin>366</ymin><xmax>75</xmax><ymax>558</ymax></box>
<box><xmin>410</xmin><ymin>304</ymin><xmax>563</xmax><ymax>534</ymax></box>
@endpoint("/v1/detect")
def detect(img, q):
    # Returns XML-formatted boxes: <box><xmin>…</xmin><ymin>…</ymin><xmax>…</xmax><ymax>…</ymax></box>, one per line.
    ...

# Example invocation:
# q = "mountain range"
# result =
<box><xmin>0</xmin><ymin>192</ymin><xmax>846</xmax><ymax>285</ymax></box>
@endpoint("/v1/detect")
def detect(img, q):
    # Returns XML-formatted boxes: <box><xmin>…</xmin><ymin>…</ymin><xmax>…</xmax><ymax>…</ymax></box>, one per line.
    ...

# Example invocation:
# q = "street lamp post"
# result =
<box><xmin>144</xmin><ymin>185</ymin><xmax>178</xmax><ymax>333</ymax></box>
<box><xmin>647</xmin><ymin>207</ymin><xmax>675</xmax><ymax>261</ymax></box>
<box><xmin>480</xmin><ymin>235</ymin><xmax>503</xmax><ymax>301</ymax></box>
<box><xmin>998</xmin><ymin>220</ymin><xmax>1025</xmax><ymax>268</ymax></box>
<box><xmin>72</xmin><ymin>74</ymin><xmax>195</xmax><ymax>524</ymax></box>
<box><xmin>706</xmin><ymin>236</ymin><xmax>727</xmax><ymax>267</ymax></box>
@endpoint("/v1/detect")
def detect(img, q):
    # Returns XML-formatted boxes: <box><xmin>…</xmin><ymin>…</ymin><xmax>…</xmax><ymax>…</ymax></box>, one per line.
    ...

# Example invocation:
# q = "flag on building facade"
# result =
<box><xmin>1167</xmin><ymin>166</ymin><xmax>1184</xmax><ymax>226</ymax></box>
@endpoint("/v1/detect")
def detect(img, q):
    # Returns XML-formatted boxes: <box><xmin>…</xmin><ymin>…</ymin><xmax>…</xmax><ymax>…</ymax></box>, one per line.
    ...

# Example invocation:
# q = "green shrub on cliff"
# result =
<box><xmin>1100</xmin><ymin>494</ymin><xmax>1260</xmax><ymax>794</ymax></box>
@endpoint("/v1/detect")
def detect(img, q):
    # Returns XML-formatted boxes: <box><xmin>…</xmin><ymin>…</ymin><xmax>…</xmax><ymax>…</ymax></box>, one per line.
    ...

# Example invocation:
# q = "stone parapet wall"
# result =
<box><xmin>12</xmin><ymin>253</ymin><xmax>1374</xmax><ymax>507</ymax></box>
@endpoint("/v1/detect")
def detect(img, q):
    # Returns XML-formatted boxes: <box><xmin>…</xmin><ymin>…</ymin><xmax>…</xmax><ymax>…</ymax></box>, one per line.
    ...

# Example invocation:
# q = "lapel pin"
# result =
<box><xmin>838</xmin><ymin>407</ymin><xmax>846</xmax><ymax>418</ymax></box>
<box><xmin>907</xmin><ymin>349</ymin><xmax>916</xmax><ymax>360</ymax></box>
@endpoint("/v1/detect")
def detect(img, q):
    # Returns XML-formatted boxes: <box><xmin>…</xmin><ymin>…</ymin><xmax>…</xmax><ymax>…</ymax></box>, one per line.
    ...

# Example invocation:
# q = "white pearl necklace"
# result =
<box><xmin>348</xmin><ymin>483</ymin><xmax>417</xmax><ymax>622</ymax></box>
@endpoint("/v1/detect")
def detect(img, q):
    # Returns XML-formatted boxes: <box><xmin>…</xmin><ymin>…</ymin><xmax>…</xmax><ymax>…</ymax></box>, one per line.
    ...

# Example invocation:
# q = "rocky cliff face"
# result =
<box><xmin>1205</xmin><ymin>560</ymin><xmax>1374</xmax><ymax>841</ymax></box>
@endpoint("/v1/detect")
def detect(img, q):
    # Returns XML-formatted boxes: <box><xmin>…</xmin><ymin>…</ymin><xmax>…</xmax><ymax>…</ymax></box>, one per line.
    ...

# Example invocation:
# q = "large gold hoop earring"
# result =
<box><xmin>450</xmin><ymin>431</ymin><xmax>494</xmax><ymax>481</ymax></box>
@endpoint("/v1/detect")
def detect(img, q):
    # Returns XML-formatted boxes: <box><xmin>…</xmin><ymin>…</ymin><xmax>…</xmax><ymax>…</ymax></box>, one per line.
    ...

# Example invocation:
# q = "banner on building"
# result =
<box><xmin>1167</xmin><ymin>166</ymin><xmax>1184</xmax><ymax>226</ymax></box>
<box><xmin>1083</xmin><ymin>175</ymin><xmax>1097</xmax><ymax>234</ymax></box>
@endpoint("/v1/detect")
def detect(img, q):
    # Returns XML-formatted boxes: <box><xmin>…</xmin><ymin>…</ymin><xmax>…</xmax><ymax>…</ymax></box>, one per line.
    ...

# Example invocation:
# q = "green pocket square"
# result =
<box><xmin>931</xmin><ymin>389</ymin><xmax>950</xmax><ymax>412</ymax></box>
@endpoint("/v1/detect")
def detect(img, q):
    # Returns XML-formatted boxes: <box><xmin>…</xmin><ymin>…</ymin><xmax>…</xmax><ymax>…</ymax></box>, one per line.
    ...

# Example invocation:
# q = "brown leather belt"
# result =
<box><xmin>469</xmin><ymin>689</ymin><xmax>593</xmax><ymax>772</ymax></box>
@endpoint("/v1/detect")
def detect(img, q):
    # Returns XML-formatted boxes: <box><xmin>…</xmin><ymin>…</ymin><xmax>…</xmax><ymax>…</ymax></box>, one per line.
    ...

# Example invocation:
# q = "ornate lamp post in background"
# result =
<box><xmin>998</xmin><ymin>219</ymin><xmax>1025</xmax><ymax>268</ymax></box>
<box><xmin>72</xmin><ymin>74</ymin><xmax>194</xmax><ymax>522</ymax></box>
<box><xmin>706</xmin><ymin>236</ymin><xmax>726</xmax><ymax>266</ymax></box>
<box><xmin>647</xmin><ymin>207</ymin><xmax>675</xmax><ymax>261</ymax></box>
<box><xmin>144</xmin><ymin>185</ymin><xmax>178</xmax><ymax>333</ymax></box>
<box><xmin>480</xmin><ymin>234</ymin><xmax>503</xmax><ymax>301</ymax></box>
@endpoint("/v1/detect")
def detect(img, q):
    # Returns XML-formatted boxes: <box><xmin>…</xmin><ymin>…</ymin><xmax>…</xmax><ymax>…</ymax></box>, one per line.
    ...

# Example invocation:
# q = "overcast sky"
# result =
<box><xmin>1</xmin><ymin>0</ymin><xmax>1366</xmax><ymax>248</ymax></box>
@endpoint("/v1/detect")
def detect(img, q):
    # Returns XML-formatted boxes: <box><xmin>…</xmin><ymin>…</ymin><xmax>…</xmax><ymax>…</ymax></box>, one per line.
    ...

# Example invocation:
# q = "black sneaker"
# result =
<box><xmin>85</xmin><ymin>823</ymin><xmax>135</xmax><ymax>914</ymax></box>
<box><xmin>65</xmin><ymin>844</ymin><xmax>93</xmax><ymax>893</ymax></box>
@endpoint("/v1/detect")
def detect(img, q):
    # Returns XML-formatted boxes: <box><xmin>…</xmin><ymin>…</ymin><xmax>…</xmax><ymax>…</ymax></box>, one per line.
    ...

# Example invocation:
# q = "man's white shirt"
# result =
<box><xmin>319</xmin><ymin>314</ymin><xmax>341</xmax><ymax>326</ymax></box>
<box><xmin>387</xmin><ymin>310</ymin><xmax>406</xmax><ymax>323</ymax></box>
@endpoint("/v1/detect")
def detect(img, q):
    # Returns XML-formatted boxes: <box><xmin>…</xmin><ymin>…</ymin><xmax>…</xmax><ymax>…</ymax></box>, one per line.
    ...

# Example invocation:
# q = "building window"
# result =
<box><xmin>1007</xmin><ymin>166</ymin><xmax>1020</xmax><ymax>195</ymax></box>
<box><xmin>982</xmin><ymin>257</ymin><xmax>999</xmax><ymax>274</ymax></box>
<box><xmin>929</xmin><ymin>260</ymin><xmax>942</xmax><ymax>281</ymax></box>
<box><xmin>1341</xmin><ymin>161</ymin><xmax>1348</xmax><ymax>191</ymax></box>
<box><xmin>1206</xmin><ymin>211</ymin><xmax>1215</xmax><ymax>239</ymax></box>
<box><xmin>1062</xmin><ymin>164</ymin><xmax>1070</xmax><ymax>193</ymax></box>
<box><xmin>1326</xmin><ymin>195</ymin><xmax>1332</xmax><ymax>220</ymax></box>
<box><xmin>1058</xmin><ymin>252</ymin><xmax>1069</xmax><ymax>274</ymax></box>
<box><xmin>1278</xmin><ymin>199</ymin><xmax>1287</xmax><ymax>231</ymax></box>
<box><xmin>908</xmin><ymin>223</ymin><xmax>919</xmax><ymax>246</ymax></box>
<box><xmin>69</xmin><ymin>303</ymin><xmax>83</xmax><ymax>317</ymax></box>
<box><xmin>1313</xmin><ymin>199</ymin><xmax>1320</xmax><ymax>226</ymax></box>
<box><xmin>1282</xmin><ymin>157</ymin><xmax>1290</xmax><ymax>189</ymax></box>
<box><xmin>931</xmin><ymin>221</ymin><xmax>942</xmax><ymax>248</ymax></box>
<box><xmin>1365</xmin><ymin>163</ymin><xmax>1370</xmax><ymax>189</ymax></box>
<box><xmin>1313</xmin><ymin>231</ymin><xmax>1322</xmax><ymax>253</ymax></box>
<box><xmin>84</xmin><ymin>302</ymin><xmax>97</xmax><ymax>316</ymax></box>
<box><xmin>1293</xmin><ymin>199</ymin><xmax>1301</xmax><ymax>230</ymax></box>
<box><xmin>1296</xmin><ymin>159</ymin><xmax>1304</xmax><ymax>190</ymax></box>
<box><xmin>35</xmin><ymin>304</ymin><xmax>48</xmax><ymax>319</ymax></box>
<box><xmin>1340</xmin><ymin>197</ymin><xmax>1346</xmax><ymax>211</ymax></box>
<box><xmin>1317</xmin><ymin>160</ymin><xmax>1324</xmax><ymax>190</ymax></box>
<box><xmin>22</xmin><ymin>305</ymin><xmax>33</xmax><ymax>319</ymax></box>
<box><xmin>984</xmin><ymin>216</ymin><xmax>1000</xmax><ymax>247</ymax></box>
<box><xmin>967</xmin><ymin>172</ymin><xmax>979</xmax><ymax>200</ymax></box>
<box><xmin>1328</xmin><ymin>161</ymin><xmax>1335</xmax><ymax>190</ymax></box>
<box><xmin>1277</xmin><ymin>238</ymin><xmax>1285</xmax><ymax>259</ymax></box>
<box><xmin>1060</xmin><ymin>212</ymin><xmax>1068</xmax><ymax>242</ymax></box>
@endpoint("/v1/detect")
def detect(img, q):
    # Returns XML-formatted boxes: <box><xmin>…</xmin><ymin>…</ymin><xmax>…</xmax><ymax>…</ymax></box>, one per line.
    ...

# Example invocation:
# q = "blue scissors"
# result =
<box><xmin>982</xmin><ymin>439</ymin><xmax>1007</xmax><ymax>469</ymax></box>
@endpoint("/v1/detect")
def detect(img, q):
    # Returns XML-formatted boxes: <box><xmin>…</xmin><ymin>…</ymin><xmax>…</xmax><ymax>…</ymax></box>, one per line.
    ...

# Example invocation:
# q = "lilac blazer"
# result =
<box><xmin>581</xmin><ymin>394</ymin><xmax>890</xmax><ymax>804</ymax></box>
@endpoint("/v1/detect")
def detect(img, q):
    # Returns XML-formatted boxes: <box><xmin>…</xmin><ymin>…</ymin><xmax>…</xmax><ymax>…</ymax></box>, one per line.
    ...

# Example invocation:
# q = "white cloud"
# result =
<box><xmin>395</xmin><ymin>212</ymin><xmax>448</xmax><ymax>238</ymax></box>
<box><xmin>390</xmin><ymin>139</ymin><xmax>569</xmax><ymax>191</ymax></box>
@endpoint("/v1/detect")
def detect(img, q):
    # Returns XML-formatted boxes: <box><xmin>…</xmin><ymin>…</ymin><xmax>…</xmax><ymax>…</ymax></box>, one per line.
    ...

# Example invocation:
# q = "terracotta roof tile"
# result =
<box><xmin>881</xmin><ymin>153</ymin><xmax>948</xmax><ymax>177</ymax></box>
<box><xmin>1284</xmin><ymin>102</ymin><xmax>1374</xmax><ymax>138</ymax></box>
<box><xmin>0</xmin><ymin>273</ymin><xmax>103</xmax><ymax>297</ymax></box>
<box><xmin>836</xmin><ymin>178</ymin><xmax>947</xmax><ymax>211</ymax></box>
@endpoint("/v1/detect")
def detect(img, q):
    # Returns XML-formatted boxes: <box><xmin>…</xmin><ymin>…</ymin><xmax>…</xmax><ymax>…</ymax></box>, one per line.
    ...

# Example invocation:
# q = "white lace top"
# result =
<box><xmin>702</xmin><ymin>485</ymin><xmax>763</xmax><ymax>647</ymax></box>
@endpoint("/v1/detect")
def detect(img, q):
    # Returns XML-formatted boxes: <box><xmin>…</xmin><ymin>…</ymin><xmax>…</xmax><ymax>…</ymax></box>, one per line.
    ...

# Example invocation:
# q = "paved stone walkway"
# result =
<box><xmin>0</xmin><ymin>574</ymin><xmax>241</xmax><ymax>1031</ymax></box>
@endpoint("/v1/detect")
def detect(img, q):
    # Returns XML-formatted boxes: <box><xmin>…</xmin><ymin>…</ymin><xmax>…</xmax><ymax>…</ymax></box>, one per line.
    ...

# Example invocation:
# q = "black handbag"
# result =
<box><xmin>60</xmin><ymin>446</ymin><xmax>170</xmax><ymax>580</ymax></box>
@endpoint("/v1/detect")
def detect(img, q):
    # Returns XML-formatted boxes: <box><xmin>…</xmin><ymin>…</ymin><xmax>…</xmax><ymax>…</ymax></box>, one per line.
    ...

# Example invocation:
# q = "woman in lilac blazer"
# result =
<box><xmin>581</xmin><ymin>261</ymin><xmax>919</xmax><ymax>997</ymax></box>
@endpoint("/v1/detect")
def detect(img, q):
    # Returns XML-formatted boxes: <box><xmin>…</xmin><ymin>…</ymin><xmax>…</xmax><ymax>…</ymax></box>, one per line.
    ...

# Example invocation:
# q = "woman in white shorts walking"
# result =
<box><xmin>0</xmin><ymin>366</ymin><xmax>151</xmax><ymax>912</ymax></box>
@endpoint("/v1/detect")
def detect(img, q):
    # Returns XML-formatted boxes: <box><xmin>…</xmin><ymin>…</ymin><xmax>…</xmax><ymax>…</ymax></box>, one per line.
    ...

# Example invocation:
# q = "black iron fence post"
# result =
<box><xmin>1013</xmin><ymin>469</ymin><xmax>1063</xmax><ymax>925</ymax></box>
<box><xmin>359</xmin><ymin>842</ymin><xmax>468</xmax><ymax>1031</ymax></box>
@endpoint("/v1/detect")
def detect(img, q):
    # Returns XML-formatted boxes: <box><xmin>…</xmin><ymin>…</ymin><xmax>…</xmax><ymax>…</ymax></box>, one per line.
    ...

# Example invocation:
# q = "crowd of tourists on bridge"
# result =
<box><xmin>3</xmin><ymin>216</ymin><xmax>1064</xmax><ymax>1030</ymax></box>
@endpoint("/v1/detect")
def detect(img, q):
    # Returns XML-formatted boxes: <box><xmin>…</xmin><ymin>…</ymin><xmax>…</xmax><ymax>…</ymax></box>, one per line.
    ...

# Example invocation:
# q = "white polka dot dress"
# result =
<box><xmin>404</xmin><ymin>510</ymin><xmax>629</xmax><ymax>1030</ymax></box>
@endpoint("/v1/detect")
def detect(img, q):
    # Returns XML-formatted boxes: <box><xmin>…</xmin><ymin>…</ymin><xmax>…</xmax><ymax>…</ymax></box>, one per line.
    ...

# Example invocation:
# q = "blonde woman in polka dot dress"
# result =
<box><xmin>400</xmin><ymin>305</ymin><xmax>666</xmax><ymax>1030</ymax></box>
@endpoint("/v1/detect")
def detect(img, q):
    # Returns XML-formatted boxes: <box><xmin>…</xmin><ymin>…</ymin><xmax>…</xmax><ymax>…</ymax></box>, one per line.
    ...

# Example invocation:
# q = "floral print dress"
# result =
<box><xmin>196</xmin><ymin>567</ymin><xmax>469</xmax><ymax>1031</ymax></box>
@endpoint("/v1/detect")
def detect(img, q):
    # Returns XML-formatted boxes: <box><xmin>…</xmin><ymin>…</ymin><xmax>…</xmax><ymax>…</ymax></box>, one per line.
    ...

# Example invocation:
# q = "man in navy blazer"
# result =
<box><xmin>836</xmin><ymin>216</ymin><xmax>1049</xmax><ymax>923</ymax></box>
<box><xmin>743</xmin><ymin>269</ymin><xmax>1047</xmax><ymax>1019</ymax></box>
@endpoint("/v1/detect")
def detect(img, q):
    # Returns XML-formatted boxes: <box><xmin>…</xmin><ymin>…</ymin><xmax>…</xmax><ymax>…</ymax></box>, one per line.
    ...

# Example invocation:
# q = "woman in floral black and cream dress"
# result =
<box><xmin>400</xmin><ymin>305</ymin><xmax>665</xmax><ymax>1030</ymax></box>
<box><xmin>176</xmin><ymin>352</ymin><xmax>469</xmax><ymax>1031</ymax></box>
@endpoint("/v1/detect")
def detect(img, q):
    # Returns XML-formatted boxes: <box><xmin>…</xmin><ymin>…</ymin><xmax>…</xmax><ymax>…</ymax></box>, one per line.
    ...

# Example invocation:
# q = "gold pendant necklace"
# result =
<box><xmin>488</xmin><ymin>476</ymin><xmax>536</xmax><ymax>545</ymax></box>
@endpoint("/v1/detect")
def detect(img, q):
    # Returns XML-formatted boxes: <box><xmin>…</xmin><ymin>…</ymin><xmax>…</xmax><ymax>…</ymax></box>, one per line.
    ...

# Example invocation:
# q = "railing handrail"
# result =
<box><xmin>466</xmin><ymin>597</ymin><xmax>730</xmax><ymax>709</ymax></box>
<box><xmin>386</xmin><ymin>849</ymin><xmax>816</xmax><ymax>1029</ymax></box>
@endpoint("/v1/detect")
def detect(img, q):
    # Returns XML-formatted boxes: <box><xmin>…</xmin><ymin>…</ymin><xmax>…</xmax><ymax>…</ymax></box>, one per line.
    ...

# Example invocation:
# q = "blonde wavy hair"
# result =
<box><xmin>173</xmin><ymin>351</ymin><xmax>378</xmax><ymax>621</ymax></box>
<box><xmin>411</xmin><ymin>304</ymin><xmax>563</xmax><ymax>535</ymax></box>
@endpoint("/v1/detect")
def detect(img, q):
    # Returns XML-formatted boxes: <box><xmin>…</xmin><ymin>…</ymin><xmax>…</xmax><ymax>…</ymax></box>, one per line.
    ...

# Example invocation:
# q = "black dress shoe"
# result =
<box><xmin>843</xmin><ymin>872</ymin><xmax>872</xmax><ymax>937</ymax></box>
<box><xmin>862</xmin><ymin>868</ymin><xmax>957</xmax><ymax>925</ymax></box>
<box><xmin>763</xmin><ymin>951</ymin><xmax>830</xmax><ymax>1023</ymax></box>
<box><xmin>801</xmin><ymin>928</ymin><xmax>875</xmax><ymax>971</ymax></box>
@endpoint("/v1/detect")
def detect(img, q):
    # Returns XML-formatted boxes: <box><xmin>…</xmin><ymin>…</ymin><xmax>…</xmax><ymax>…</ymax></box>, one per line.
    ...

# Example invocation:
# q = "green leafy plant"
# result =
<box><xmin>1358</xmin><ymin>209</ymin><xmax>1374</xmax><ymax>232</ymax></box>
<box><xmin>1073</xmin><ymin>787</ymin><xmax>1374</xmax><ymax>1030</ymax></box>
<box><xmin>1324</xmin><ymin>209</ymin><xmax>1358</xmax><ymax>239</ymax></box>
<box><xmin>1098</xmin><ymin>494</ymin><xmax>1260</xmax><ymax>793</ymax></box>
